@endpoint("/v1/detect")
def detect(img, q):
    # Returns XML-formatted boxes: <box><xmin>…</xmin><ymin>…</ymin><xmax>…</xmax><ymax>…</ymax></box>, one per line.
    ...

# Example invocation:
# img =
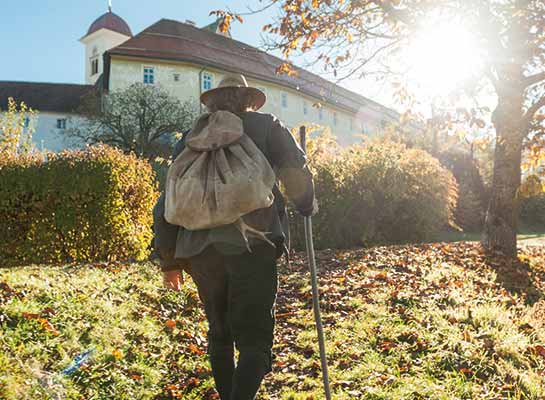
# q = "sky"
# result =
<box><xmin>0</xmin><ymin>0</ymin><xmax>396</xmax><ymax>108</ymax></box>
<box><xmin>0</xmin><ymin>0</ymin><xmax>276</xmax><ymax>83</ymax></box>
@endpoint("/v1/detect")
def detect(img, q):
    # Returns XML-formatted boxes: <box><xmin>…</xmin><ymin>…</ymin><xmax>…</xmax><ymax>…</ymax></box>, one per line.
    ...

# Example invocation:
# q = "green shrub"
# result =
<box><xmin>0</xmin><ymin>145</ymin><xmax>159</xmax><ymax>266</ymax></box>
<box><xmin>519</xmin><ymin>175</ymin><xmax>545</xmax><ymax>229</ymax></box>
<box><xmin>289</xmin><ymin>133</ymin><xmax>458</xmax><ymax>249</ymax></box>
<box><xmin>438</xmin><ymin>150</ymin><xmax>488</xmax><ymax>232</ymax></box>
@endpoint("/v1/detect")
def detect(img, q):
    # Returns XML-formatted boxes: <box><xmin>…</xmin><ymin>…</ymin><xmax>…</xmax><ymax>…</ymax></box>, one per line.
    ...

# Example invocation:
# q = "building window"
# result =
<box><xmin>24</xmin><ymin>117</ymin><xmax>30</xmax><ymax>128</ymax></box>
<box><xmin>303</xmin><ymin>101</ymin><xmax>308</xmax><ymax>115</ymax></box>
<box><xmin>173</xmin><ymin>73</ymin><xmax>180</xmax><ymax>82</ymax></box>
<box><xmin>333</xmin><ymin>112</ymin><xmax>338</xmax><ymax>126</ymax></box>
<box><xmin>143</xmin><ymin>66</ymin><xmax>155</xmax><ymax>84</ymax></box>
<box><xmin>91</xmin><ymin>59</ymin><xmax>99</xmax><ymax>76</ymax></box>
<box><xmin>281</xmin><ymin>92</ymin><xmax>288</xmax><ymax>108</ymax></box>
<box><xmin>202</xmin><ymin>72</ymin><xmax>213</xmax><ymax>91</ymax></box>
<box><xmin>318</xmin><ymin>108</ymin><xmax>323</xmax><ymax>121</ymax></box>
<box><xmin>57</xmin><ymin>119</ymin><xmax>67</xmax><ymax>130</ymax></box>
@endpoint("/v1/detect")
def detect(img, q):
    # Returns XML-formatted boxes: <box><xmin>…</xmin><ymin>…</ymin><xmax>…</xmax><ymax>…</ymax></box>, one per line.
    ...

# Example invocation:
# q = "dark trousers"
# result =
<box><xmin>187</xmin><ymin>244</ymin><xmax>278</xmax><ymax>400</ymax></box>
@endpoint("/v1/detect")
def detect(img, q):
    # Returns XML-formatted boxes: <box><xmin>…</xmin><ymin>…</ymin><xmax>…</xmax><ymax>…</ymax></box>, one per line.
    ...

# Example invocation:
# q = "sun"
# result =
<box><xmin>405</xmin><ymin>23</ymin><xmax>482</xmax><ymax>96</ymax></box>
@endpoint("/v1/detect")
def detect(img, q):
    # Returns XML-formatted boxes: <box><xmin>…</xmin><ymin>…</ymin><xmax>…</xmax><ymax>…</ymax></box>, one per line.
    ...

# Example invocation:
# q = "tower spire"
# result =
<box><xmin>108</xmin><ymin>0</ymin><xmax>112</xmax><ymax>12</ymax></box>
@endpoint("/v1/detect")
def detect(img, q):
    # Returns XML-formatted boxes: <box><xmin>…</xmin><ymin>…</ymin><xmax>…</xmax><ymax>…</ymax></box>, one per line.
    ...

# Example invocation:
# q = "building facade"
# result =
<box><xmin>0</xmin><ymin>81</ymin><xmax>92</xmax><ymax>152</ymax></box>
<box><xmin>1</xmin><ymin>8</ymin><xmax>400</xmax><ymax>151</ymax></box>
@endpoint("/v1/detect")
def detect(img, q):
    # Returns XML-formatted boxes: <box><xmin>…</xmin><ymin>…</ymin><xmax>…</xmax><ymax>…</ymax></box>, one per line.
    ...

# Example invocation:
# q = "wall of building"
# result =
<box><xmin>24</xmin><ymin>112</ymin><xmax>84</xmax><ymax>152</ymax></box>
<box><xmin>82</xmin><ymin>29</ymin><xmax>131</xmax><ymax>85</ymax></box>
<box><xmin>109</xmin><ymin>56</ymin><xmax>389</xmax><ymax>146</ymax></box>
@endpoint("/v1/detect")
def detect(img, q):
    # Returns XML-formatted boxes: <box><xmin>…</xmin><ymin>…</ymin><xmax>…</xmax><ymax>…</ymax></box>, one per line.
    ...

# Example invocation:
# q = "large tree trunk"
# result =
<box><xmin>482</xmin><ymin>97</ymin><xmax>524</xmax><ymax>257</ymax></box>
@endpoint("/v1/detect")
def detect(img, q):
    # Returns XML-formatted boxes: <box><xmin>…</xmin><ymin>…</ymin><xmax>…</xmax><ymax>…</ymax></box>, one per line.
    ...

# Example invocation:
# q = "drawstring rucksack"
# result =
<box><xmin>164</xmin><ymin>110</ymin><xmax>276</xmax><ymax>251</ymax></box>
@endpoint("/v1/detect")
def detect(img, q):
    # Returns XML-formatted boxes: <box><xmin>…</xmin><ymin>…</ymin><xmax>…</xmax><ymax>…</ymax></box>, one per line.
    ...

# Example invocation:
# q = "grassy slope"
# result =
<box><xmin>1</xmin><ymin>242</ymin><xmax>544</xmax><ymax>400</ymax></box>
<box><xmin>435</xmin><ymin>229</ymin><xmax>545</xmax><ymax>245</ymax></box>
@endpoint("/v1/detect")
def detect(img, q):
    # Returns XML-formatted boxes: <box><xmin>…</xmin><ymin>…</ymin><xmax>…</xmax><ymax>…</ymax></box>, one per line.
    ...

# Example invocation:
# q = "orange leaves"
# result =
<box><xmin>219</xmin><ymin>15</ymin><xmax>231</xmax><ymax>33</ymax></box>
<box><xmin>209</xmin><ymin>10</ymin><xmax>243</xmax><ymax>33</ymax></box>
<box><xmin>378</xmin><ymin>340</ymin><xmax>397</xmax><ymax>352</ymax></box>
<box><xmin>37</xmin><ymin>318</ymin><xmax>60</xmax><ymax>336</ymax></box>
<box><xmin>165</xmin><ymin>319</ymin><xmax>177</xmax><ymax>329</ymax></box>
<box><xmin>130</xmin><ymin>373</ymin><xmax>143</xmax><ymax>381</ymax></box>
<box><xmin>528</xmin><ymin>345</ymin><xmax>545</xmax><ymax>359</ymax></box>
<box><xmin>112</xmin><ymin>348</ymin><xmax>123</xmax><ymax>359</ymax></box>
<box><xmin>22</xmin><ymin>309</ymin><xmax>60</xmax><ymax>336</ymax></box>
<box><xmin>276</xmin><ymin>62</ymin><xmax>298</xmax><ymax>77</ymax></box>
<box><xmin>188</xmin><ymin>343</ymin><xmax>206</xmax><ymax>356</ymax></box>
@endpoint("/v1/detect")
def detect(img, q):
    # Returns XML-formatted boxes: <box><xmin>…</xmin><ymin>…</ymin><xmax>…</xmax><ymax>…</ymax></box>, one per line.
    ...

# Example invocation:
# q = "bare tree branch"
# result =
<box><xmin>523</xmin><ymin>71</ymin><xmax>545</xmax><ymax>88</ymax></box>
<box><xmin>523</xmin><ymin>95</ymin><xmax>545</xmax><ymax>126</ymax></box>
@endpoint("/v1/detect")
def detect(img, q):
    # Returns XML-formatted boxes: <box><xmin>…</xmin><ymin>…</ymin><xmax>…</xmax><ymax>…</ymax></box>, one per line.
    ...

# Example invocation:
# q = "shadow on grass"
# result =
<box><xmin>482</xmin><ymin>249</ymin><xmax>544</xmax><ymax>306</ymax></box>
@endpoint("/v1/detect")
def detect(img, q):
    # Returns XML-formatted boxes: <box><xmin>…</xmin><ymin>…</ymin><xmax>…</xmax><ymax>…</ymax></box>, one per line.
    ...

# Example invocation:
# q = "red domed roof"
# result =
<box><xmin>86</xmin><ymin>11</ymin><xmax>132</xmax><ymax>37</ymax></box>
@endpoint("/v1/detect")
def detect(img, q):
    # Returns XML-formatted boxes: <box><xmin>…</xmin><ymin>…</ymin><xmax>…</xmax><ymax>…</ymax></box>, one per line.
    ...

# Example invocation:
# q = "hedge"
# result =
<box><xmin>0</xmin><ymin>145</ymin><xmax>159</xmax><ymax>266</ymax></box>
<box><xmin>289</xmin><ymin>134</ymin><xmax>458</xmax><ymax>250</ymax></box>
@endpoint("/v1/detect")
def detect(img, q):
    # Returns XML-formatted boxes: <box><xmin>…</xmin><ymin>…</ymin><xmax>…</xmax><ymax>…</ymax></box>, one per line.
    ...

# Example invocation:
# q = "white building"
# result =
<box><xmin>0</xmin><ymin>81</ymin><xmax>92</xmax><ymax>152</ymax></box>
<box><xmin>1</xmin><ymin>7</ymin><xmax>401</xmax><ymax>151</ymax></box>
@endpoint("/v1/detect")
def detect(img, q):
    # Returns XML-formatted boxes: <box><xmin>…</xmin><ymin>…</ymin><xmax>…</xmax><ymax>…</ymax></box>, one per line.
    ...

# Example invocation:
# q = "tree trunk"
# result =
<box><xmin>482</xmin><ymin>99</ymin><xmax>524</xmax><ymax>257</ymax></box>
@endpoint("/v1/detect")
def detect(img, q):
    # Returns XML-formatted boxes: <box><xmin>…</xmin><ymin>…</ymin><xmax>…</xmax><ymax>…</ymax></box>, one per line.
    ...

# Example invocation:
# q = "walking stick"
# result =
<box><xmin>299</xmin><ymin>126</ymin><xmax>332</xmax><ymax>400</ymax></box>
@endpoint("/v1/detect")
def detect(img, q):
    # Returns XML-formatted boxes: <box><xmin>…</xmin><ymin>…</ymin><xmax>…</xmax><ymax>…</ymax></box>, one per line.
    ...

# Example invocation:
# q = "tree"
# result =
<box><xmin>216</xmin><ymin>0</ymin><xmax>545</xmax><ymax>257</ymax></box>
<box><xmin>68</xmin><ymin>83</ymin><xmax>198</xmax><ymax>159</ymax></box>
<box><xmin>0</xmin><ymin>97</ymin><xmax>36</xmax><ymax>158</ymax></box>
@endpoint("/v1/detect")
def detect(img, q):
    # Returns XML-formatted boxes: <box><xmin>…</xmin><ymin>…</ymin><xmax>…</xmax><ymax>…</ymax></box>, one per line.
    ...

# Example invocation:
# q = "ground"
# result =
<box><xmin>1</xmin><ymin>242</ymin><xmax>544</xmax><ymax>399</ymax></box>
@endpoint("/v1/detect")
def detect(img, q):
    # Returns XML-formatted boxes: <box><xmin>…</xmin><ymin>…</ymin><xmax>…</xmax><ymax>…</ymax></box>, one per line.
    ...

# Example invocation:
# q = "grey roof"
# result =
<box><xmin>0</xmin><ymin>81</ymin><xmax>94</xmax><ymax>113</ymax></box>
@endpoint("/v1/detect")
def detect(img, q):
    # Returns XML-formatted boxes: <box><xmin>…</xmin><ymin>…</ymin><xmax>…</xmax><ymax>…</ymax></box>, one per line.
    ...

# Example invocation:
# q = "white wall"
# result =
<box><xmin>29</xmin><ymin>112</ymin><xmax>84</xmax><ymax>152</ymax></box>
<box><xmin>109</xmin><ymin>56</ymin><xmax>394</xmax><ymax>146</ymax></box>
<box><xmin>81</xmin><ymin>29</ymin><xmax>131</xmax><ymax>85</ymax></box>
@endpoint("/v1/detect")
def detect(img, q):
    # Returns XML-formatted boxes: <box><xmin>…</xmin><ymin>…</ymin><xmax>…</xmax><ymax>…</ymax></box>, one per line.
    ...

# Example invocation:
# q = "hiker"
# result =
<box><xmin>153</xmin><ymin>74</ymin><xmax>316</xmax><ymax>400</ymax></box>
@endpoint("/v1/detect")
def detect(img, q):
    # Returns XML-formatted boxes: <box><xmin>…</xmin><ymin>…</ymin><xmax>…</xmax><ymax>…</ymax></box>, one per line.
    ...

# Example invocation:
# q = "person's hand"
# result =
<box><xmin>163</xmin><ymin>270</ymin><xmax>183</xmax><ymax>291</ymax></box>
<box><xmin>299</xmin><ymin>198</ymin><xmax>319</xmax><ymax>217</ymax></box>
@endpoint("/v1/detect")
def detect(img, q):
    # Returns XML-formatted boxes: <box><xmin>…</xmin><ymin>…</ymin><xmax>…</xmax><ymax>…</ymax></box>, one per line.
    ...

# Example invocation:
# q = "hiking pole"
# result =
<box><xmin>299</xmin><ymin>125</ymin><xmax>332</xmax><ymax>400</ymax></box>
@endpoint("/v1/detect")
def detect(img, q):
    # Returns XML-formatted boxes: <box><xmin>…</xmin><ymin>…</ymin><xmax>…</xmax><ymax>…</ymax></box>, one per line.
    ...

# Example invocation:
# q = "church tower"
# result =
<box><xmin>80</xmin><ymin>4</ymin><xmax>132</xmax><ymax>84</ymax></box>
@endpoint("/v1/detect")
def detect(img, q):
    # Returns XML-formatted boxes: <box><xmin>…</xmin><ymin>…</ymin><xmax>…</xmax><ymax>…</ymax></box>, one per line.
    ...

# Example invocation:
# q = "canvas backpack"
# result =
<box><xmin>164</xmin><ymin>110</ymin><xmax>276</xmax><ymax>250</ymax></box>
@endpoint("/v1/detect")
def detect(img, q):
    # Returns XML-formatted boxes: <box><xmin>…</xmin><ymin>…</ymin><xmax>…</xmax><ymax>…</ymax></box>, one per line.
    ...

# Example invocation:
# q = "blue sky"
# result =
<box><xmin>0</xmin><ymin>0</ymin><xmax>278</xmax><ymax>84</ymax></box>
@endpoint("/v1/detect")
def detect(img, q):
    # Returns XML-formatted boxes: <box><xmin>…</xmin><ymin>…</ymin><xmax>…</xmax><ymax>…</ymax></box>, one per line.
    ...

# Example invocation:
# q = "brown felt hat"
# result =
<box><xmin>200</xmin><ymin>74</ymin><xmax>266</xmax><ymax>111</ymax></box>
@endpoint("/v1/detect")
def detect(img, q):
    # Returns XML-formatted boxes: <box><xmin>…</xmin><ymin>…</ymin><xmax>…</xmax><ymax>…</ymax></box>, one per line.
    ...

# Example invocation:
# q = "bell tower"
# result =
<box><xmin>80</xmin><ymin>2</ymin><xmax>132</xmax><ymax>84</ymax></box>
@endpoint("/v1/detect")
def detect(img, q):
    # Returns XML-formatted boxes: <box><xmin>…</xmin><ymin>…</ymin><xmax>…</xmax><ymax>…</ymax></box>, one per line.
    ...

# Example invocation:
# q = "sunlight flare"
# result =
<box><xmin>405</xmin><ymin>23</ymin><xmax>482</xmax><ymax>95</ymax></box>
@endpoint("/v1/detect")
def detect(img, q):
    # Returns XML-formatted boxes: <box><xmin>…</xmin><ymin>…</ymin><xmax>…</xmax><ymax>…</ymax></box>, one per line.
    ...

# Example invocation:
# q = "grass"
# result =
<box><xmin>1</xmin><ymin>242</ymin><xmax>545</xmax><ymax>399</ymax></box>
<box><xmin>435</xmin><ymin>227</ymin><xmax>545</xmax><ymax>244</ymax></box>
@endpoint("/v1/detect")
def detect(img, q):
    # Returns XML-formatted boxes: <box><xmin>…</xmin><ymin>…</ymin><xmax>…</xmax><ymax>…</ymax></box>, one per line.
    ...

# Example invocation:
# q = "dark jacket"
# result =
<box><xmin>153</xmin><ymin>111</ymin><xmax>314</xmax><ymax>271</ymax></box>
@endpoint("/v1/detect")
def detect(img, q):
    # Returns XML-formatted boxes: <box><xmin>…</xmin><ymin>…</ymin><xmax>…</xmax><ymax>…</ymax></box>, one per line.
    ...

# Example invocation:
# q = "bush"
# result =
<box><xmin>289</xmin><ymin>133</ymin><xmax>458</xmax><ymax>250</ymax></box>
<box><xmin>519</xmin><ymin>175</ymin><xmax>545</xmax><ymax>229</ymax></box>
<box><xmin>0</xmin><ymin>145</ymin><xmax>159</xmax><ymax>266</ymax></box>
<box><xmin>438</xmin><ymin>150</ymin><xmax>488</xmax><ymax>232</ymax></box>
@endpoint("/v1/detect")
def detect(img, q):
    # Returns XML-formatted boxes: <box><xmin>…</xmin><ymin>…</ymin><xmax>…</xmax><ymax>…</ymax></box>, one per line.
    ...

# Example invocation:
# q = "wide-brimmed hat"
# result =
<box><xmin>200</xmin><ymin>74</ymin><xmax>266</xmax><ymax>111</ymax></box>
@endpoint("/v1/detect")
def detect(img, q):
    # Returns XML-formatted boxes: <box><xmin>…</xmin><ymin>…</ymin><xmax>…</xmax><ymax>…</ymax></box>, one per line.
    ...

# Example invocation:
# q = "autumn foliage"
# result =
<box><xmin>289</xmin><ymin>133</ymin><xmax>458</xmax><ymax>249</ymax></box>
<box><xmin>0</xmin><ymin>145</ymin><xmax>159</xmax><ymax>265</ymax></box>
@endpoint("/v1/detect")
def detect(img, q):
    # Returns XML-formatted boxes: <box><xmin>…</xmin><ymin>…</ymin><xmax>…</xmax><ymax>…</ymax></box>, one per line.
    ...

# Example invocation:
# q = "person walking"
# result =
<box><xmin>153</xmin><ymin>74</ymin><xmax>315</xmax><ymax>400</ymax></box>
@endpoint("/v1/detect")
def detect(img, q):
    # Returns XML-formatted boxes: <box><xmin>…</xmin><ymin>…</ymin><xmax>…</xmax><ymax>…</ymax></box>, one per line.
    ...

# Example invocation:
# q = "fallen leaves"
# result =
<box><xmin>529</xmin><ymin>345</ymin><xmax>545</xmax><ymax>359</ymax></box>
<box><xmin>2</xmin><ymin>242</ymin><xmax>544</xmax><ymax>399</ymax></box>
<box><xmin>21</xmin><ymin>310</ymin><xmax>60</xmax><ymax>336</ymax></box>
<box><xmin>111</xmin><ymin>349</ymin><xmax>123</xmax><ymax>359</ymax></box>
